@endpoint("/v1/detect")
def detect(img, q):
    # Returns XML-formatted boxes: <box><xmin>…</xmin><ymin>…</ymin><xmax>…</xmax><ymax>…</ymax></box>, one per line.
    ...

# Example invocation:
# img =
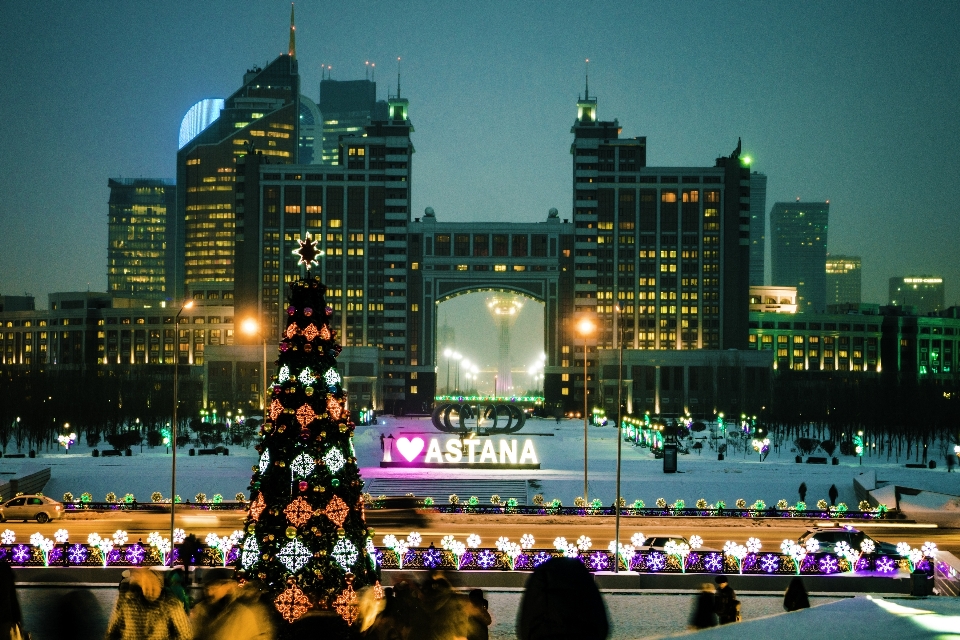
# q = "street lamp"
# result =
<box><xmin>241</xmin><ymin>317</ymin><xmax>268</xmax><ymax>417</ymax></box>
<box><xmin>614</xmin><ymin>305</ymin><xmax>625</xmax><ymax>572</ymax></box>
<box><xmin>443</xmin><ymin>348</ymin><xmax>452</xmax><ymax>394</ymax></box>
<box><xmin>576</xmin><ymin>317</ymin><xmax>596</xmax><ymax>503</ymax></box>
<box><xmin>171</xmin><ymin>298</ymin><xmax>193</xmax><ymax>562</ymax></box>
<box><xmin>453</xmin><ymin>352</ymin><xmax>463</xmax><ymax>393</ymax></box>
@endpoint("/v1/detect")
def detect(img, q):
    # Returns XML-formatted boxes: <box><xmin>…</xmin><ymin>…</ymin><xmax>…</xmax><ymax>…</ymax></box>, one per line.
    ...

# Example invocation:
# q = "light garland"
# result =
<box><xmin>323</xmin><ymin>447</ymin><xmax>346</xmax><ymax>474</ymax></box>
<box><xmin>332</xmin><ymin>538</ymin><xmax>359</xmax><ymax>571</ymax></box>
<box><xmin>241</xmin><ymin>536</ymin><xmax>260</xmax><ymax>570</ymax></box>
<box><xmin>324</xmin><ymin>368</ymin><xmax>341</xmax><ymax>388</ymax></box>
<box><xmin>290</xmin><ymin>453</ymin><xmax>315</xmax><ymax>478</ymax></box>
<box><xmin>278</xmin><ymin>365</ymin><xmax>290</xmax><ymax>383</ymax></box>
<box><xmin>278</xmin><ymin>538</ymin><xmax>312</xmax><ymax>573</ymax></box>
<box><xmin>298</xmin><ymin>367</ymin><xmax>317</xmax><ymax>386</ymax></box>
<box><xmin>259</xmin><ymin>450</ymin><xmax>270</xmax><ymax>474</ymax></box>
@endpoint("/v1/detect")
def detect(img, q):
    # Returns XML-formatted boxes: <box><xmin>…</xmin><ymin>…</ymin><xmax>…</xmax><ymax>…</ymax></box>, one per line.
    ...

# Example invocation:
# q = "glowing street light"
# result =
<box><xmin>241</xmin><ymin>317</ymin><xmax>268</xmax><ymax>415</ymax></box>
<box><xmin>171</xmin><ymin>298</ymin><xmax>193</xmax><ymax>562</ymax></box>
<box><xmin>576</xmin><ymin>317</ymin><xmax>596</xmax><ymax>502</ymax></box>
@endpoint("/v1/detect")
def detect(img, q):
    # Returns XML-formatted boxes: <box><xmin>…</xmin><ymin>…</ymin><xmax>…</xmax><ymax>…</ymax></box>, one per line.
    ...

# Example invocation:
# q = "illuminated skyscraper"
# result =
<box><xmin>826</xmin><ymin>255</ymin><xmax>861</xmax><ymax>306</ymax></box>
<box><xmin>748</xmin><ymin>172</ymin><xmax>767</xmax><ymax>286</ymax></box>
<box><xmin>487</xmin><ymin>295</ymin><xmax>523</xmax><ymax>394</ymax></box>
<box><xmin>107</xmin><ymin>178</ymin><xmax>175</xmax><ymax>299</ymax></box>
<box><xmin>318</xmin><ymin>79</ymin><xmax>388</xmax><ymax>165</ymax></box>
<box><xmin>889</xmin><ymin>276</ymin><xmax>944</xmax><ymax>314</ymax></box>
<box><xmin>771</xmin><ymin>201</ymin><xmax>829</xmax><ymax>313</ymax></box>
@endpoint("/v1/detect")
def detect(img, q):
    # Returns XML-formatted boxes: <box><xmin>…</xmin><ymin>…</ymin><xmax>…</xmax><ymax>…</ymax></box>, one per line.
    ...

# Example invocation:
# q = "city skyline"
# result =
<box><xmin>1</xmin><ymin>2</ymin><xmax>958</xmax><ymax>307</ymax></box>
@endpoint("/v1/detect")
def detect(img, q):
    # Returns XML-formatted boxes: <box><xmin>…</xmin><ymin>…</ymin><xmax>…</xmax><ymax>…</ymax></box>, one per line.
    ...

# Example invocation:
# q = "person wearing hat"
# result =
<box><xmin>190</xmin><ymin>568</ymin><xmax>275</xmax><ymax>640</ymax></box>
<box><xmin>105</xmin><ymin>568</ymin><xmax>192</xmax><ymax>640</ymax></box>
<box><xmin>713</xmin><ymin>575</ymin><xmax>739</xmax><ymax>625</ymax></box>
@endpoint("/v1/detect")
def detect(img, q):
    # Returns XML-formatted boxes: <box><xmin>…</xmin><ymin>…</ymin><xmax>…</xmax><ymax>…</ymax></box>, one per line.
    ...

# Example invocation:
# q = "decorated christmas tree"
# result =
<box><xmin>238</xmin><ymin>235</ymin><xmax>379</xmax><ymax>625</ymax></box>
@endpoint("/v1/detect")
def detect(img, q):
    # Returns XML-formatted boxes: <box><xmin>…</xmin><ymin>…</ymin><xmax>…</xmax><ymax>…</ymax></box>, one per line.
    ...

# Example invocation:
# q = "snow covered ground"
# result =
<box><xmin>7</xmin><ymin>416</ymin><xmax>957</xmax><ymax>511</ymax></box>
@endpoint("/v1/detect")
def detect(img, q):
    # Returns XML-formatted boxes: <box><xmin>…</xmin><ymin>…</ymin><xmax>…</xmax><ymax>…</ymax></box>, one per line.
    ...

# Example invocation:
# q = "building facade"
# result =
<box><xmin>826</xmin><ymin>255</ymin><xmax>862</xmax><ymax>306</ymax></box>
<box><xmin>748</xmin><ymin>172</ymin><xmax>767</xmax><ymax>286</ymax></box>
<box><xmin>107</xmin><ymin>178</ymin><xmax>176</xmax><ymax>300</ymax></box>
<box><xmin>771</xmin><ymin>201</ymin><xmax>829</xmax><ymax>313</ymax></box>
<box><xmin>889</xmin><ymin>276</ymin><xmax>945</xmax><ymax>315</ymax></box>
<box><xmin>318</xmin><ymin>79</ymin><xmax>388</xmax><ymax>166</ymax></box>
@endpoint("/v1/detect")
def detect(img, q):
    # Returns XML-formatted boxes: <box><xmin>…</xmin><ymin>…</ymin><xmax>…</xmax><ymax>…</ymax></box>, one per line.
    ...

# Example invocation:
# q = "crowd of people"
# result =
<box><xmin>0</xmin><ymin>557</ymin><xmax>817</xmax><ymax>640</ymax></box>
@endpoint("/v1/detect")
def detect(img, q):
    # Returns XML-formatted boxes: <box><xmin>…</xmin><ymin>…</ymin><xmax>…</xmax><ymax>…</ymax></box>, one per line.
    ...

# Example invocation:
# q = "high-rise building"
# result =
<box><xmin>318</xmin><ymin>79</ymin><xmax>388</xmax><ymax>165</ymax></box>
<box><xmin>771</xmin><ymin>200</ymin><xmax>829</xmax><ymax>313</ymax></box>
<box><xmin>107</xmin><ymin>178</ymin><xmax>176</xmax><ymax>299</ymax></box>
<box><xmin>826</xmin><ymin>255</ymin><xmax>861</xmax><ymax>306</ymax></box>
<box><xmin>748</xmin><ymin>172</ymin><xmax>767</xmax><ymax>286</ymax></box>
<box><xmin>889</xmin><ymin>276</ymin><xmax>944</xmax><ymax>314</ymax></box>
<box><xmin>175</xmin><ymin>53</ymin><xmax>301</xmax><ymax>299</ymax></box>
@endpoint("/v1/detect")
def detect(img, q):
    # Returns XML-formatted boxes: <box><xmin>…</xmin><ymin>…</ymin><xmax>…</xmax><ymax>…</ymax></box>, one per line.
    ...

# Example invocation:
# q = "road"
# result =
<box><xmin>3</xmin><ymin>511</ymin><xmax>956</xmax><ymax>554</ymax></box>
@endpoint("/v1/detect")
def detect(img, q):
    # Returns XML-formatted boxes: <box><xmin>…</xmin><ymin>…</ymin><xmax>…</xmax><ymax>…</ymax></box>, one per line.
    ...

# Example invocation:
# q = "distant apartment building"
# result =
<box><xmin>889</xmin><ymin>276</ymin><xmax>945</xmax><ymax>315</ymax></box>
<box><xmin>318</xmin><ymin>79</ymin><xmax>388</xmax><ymax>165</ymax></box>
<box><xmin>826</xmin><ymin>255</ymin><xmax>861</xmax><ymax>306</ymax></box>
<box><xmin>771</xmin><ymin>200</ymin><xmax>829</xmax><ymax>313</ymax></box>
<box><xmin>107</xmin><ymin>178</ymin><xmax>176</xmax><ymax>300</ymax></box>
<box><xmin>748</xmin><ymin>172</ymin><xmax>767</xmax><ymax>286</ymax></box>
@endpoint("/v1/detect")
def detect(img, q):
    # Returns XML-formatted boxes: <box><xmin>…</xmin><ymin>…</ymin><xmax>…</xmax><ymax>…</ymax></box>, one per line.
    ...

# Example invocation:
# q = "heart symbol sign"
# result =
<box><xmin>396</xmin><ymin>437</ymin><xmax>425</xmax><ymax>463</ymax></box>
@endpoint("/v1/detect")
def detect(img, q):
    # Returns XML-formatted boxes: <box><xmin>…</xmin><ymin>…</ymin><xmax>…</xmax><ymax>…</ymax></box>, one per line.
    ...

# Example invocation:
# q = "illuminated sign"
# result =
<box><xmin>903</xmin><ymin>278</ymin><xmax>942</xmax><ymax>284</ymax></box>
<box><xmin>381</xmin><ymin>435</ymin><xmax>539</xmax><ymax>469</ymax></box>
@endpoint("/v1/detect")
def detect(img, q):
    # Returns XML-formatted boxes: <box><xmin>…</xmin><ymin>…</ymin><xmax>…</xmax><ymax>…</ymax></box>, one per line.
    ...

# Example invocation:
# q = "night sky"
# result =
<box><xmin>2</xmin><ymin>2</ymin><xmax>958</xmax><ymax>376</ymax></box>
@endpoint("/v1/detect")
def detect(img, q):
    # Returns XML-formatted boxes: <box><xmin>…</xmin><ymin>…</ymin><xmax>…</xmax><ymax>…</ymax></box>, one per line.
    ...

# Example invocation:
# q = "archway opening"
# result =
<box><xmin>436</xmin><ymin>291</ymin><xmax>544</xmax><ymax>397</ymax></box>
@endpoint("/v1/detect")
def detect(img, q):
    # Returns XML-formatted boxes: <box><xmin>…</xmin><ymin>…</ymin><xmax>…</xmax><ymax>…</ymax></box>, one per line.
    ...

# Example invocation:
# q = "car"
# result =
<box><xmin>797</xmin><ymin>526</ymin><xmax>897</xmax><ymax>555</ymax></box>
<box><xmin>0</xmin><ymin>495</ymin><xmax>64</xmax><ymax>523</ymax></box>
<box><xmin>635</xmin><ymin>535</ymin><xmax>716</xmax><ymax>552</ymax></box>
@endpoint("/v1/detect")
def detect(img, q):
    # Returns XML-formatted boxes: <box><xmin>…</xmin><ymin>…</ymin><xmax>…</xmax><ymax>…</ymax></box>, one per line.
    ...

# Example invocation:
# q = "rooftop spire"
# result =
<box><xmin>288</xmin><ymin>3</ymin><xmax>296</xmax><ymax>58</ymax></box>
<box><xmin>396</xmin><ymin>56</ymin><xmax>401</xmax><ymax>99</ymax></box>
<box><xmin>584</xmin><ymin>58</ymin><xmax>589</xmax><ymax>100</ymax></box>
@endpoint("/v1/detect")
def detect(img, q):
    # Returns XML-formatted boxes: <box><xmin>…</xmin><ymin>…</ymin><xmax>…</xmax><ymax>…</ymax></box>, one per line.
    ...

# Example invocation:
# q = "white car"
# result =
<box><xmin>0</xmin><ymin>495</ymin><xmax>64</xmax><ymax>523</ymax></box>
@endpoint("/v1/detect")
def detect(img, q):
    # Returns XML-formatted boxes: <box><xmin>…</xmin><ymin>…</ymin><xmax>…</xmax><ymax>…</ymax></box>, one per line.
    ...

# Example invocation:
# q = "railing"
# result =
<box><xmin>427</xmin><ymin>505</ymin><xmax>890</xmax><ymax>519</ymax></box>
<box><xmin>63</xmin><ymin>501</ymin><xmax>245</xmax><ymax>512</ymax></box>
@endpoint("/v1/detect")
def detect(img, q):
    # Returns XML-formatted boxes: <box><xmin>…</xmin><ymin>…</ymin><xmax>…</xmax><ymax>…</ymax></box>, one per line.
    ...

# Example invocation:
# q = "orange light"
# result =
<box><xmin>183</xmin><ymin>300</ymin><xmax>194</xmax><ymax>310</ymax></box>
<box><xmin>241</xmin><ymin>317</ymin><xmax>259</xmax><ymax>335</ymax></box>
<box><xmin>577</xmin><ymin>318</ymin><xmax>595</xmax><ymax>336</ymax></box>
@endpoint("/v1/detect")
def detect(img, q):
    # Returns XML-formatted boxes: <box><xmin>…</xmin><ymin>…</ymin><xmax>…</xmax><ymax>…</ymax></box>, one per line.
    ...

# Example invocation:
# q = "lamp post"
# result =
<box><xmin>443</xmin><ymin>348</ymin><xmax>452</xmax><ymax>394</ymax></box>
<box><xmin>453</xmin><ymin>352</ymin><xmax>462</xmax><ymax>393</ymax></box>
<box><xmin>171</xmin><ymin>299</ymin><xmax>193</xmax><ymax>560</ymax></box>
<box><xmin>241</xmin><ymin>317</ymin><xmax>268</xmax><ymax>418</ymax></box>
<box><xmin>577</xmin><ymin>317</ymin><xmax>596</xmax><ymax>503</ymax></box>
<box><xmin>614</xmin><ymin>306</ymin><xmax>624</xmax><ymax>572</ymax></box>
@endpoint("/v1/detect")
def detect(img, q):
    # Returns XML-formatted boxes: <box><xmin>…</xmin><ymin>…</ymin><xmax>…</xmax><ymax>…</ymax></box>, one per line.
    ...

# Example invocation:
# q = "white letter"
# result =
<box><xmin>444</xmin><ymin>438</ymin><xmax>462</xmax><ymax>463</ymax></box>
<box><xmin>519</xmin><ymin>439</ymin><xmax>538</xmax><ymax>464</ymax></box>
<box><xmin>463</xmin><ymin>438</ymin><xmax>480</xmax><ymax>463</ymax></box>
<box><xmin>424</xmin><ymin>439</ymin><xmax>443</xmax><ymax>463</ymax></box>
<box><xmin>479</xmin><ymin>439</ymin><xmax>497</xmax><ymax>464</ymax></box>
<box><xmin>499</xmin><ymin>439</ymin><xmax>517</xmax><ymax>464</ymax></box>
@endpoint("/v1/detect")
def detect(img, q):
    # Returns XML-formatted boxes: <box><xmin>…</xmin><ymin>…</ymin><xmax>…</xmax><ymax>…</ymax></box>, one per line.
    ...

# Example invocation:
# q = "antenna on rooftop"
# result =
<box><xmin>585</xmin><ymin>58</ymin><xmax>590</xmax><ymax>100</ymax></box>
<box><xmin>371</xmin><ymin>62</ymin><xmax>375</xmax><ymax>82</ymax></box>
<box><xmin>396</xmin><ymin>57</ymin><xmax>401</xmax><ymax>99</ymax></box>
<box><xmin>365</xmin><ymin>61</ymin><xmax>369</xmax><ymax>80</ymax></box>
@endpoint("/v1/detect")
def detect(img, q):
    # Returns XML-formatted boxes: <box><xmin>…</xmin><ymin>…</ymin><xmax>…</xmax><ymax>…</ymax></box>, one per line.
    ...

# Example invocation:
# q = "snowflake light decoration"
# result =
<box><xmin>646</xmin><ymin>551</ymin><xmax>667</xmax><ymax>572</ymax></box>
<box><xmin>324</xmin><ymin>368</ymin><xmax>341</xmax><ymax>388</ymax></box>
<box><xmin>875</xmin><ymin>556</ymin><xmax>896</xmax><ymax>573</ymax></box>
<box><xmin>576</xmin><ymin>536</ymin><xmax>592</xmax><ymax>551</ymax></box>
<box><xmin>897</xmin><ymin>541</ymin><xmax>911</xmax><ymax>557</ymax></box>
<box><xmin>291</xmin><ymin>453</ymin><xmax>316</xmax><ymax>478</ymax></box>
<box><xmin>269</xmin><ymin>399</ymin><xmax>283</xmax><ymax>421</ymax></box>
<box><xmin>54</xmin><ymin>529</ymin><xmax>69</xmax><ymax>543</ymax></box>
<box><xmin>477</xmin><ymin>549</ymin><xmax>497</xmax><ymax>569</ymax></box>
<box><xmin>723</xmin><ymin>542</ymin><xmax>748</xmax><ymax>574</ymax></box>
<box><xmin>689</xmin><ymin>535</ymin><xmax>703</xmax><ymax>550</ymax></box>
<box><xmin>440</xmin><ymin>535</ymin><xmax>456</xmax><ymax>550</ymax></box>
<box><xmin>365</xmin><ymin>539</ymin><xmax>378</xmax><ymax>569</ymax></box>
<box><xmin>531</xmin><ymin>551</ymin><xmax>552</xmax><ymax>568</ymax></box>
<box><xmin>30</xmin><ymin>533</ymin><xmax>55</xmax><ymax>566</ymax></box>
<box><xmin>285</xmin><ymin>497</ymin><xmax>314</xmax><ymax>527</ymax></box>
<box><xmin>819</xmin><ymin>555</ymin><xmax>838</xmax><ymax>574</ymax></box>
<box><xmin>12</xmin><ymin>545</ymin><xmax>30</xmax><ymax>564</ymax></box>
<box><xmin>278</xmin><ymin>365</ymin><xmax>291</xmax><ymax>383</ymax></box>
<box><xmin>746</xmin><ymin>537</ymin><xmax>762</xmax><ymax>553</ymax></box>
<box><xmin>241</xmin><ymin>536</ymin><xmax>260</xmax><ymax>570</ymax></box>
<box><xmin>275</xmin><ymin>582</ymin><xmax>312</xmax><ymax>623</ymax></box>
<box><xmin>278</xmin><ymin>538</ymin><xmax>312</xmax><ymax>573</ymax></box>
<box><xmin>406</xmin><ymin>532</ymin><xmax>422</xmax><ymax>547</ymax></box>
<box><xmin>704</xmin><ymin>552</ymin><xmax>724</xmax><ymax>572</ymax></box>
<box><xmin>553</xmin><ymin>537</ymin><xmax>568</xmax><ymax>551</ymax></box>
<box><xmin>333</xmin><ymin>583</ymin><xmax>360</xmax><ymax>625</ymax></box>
<box><xmin>860</xmin><ymin>539</ymin><xmax>876</xmax><ymax>554</ymax></box>
<box><xmin>804</xmin><ymin>538</ymin><xmax>820</xmax><ymax>553</ymax></box>
<box><xmin>1</xmin><ymin>530</ymin><xmax>15</xmax><ymax>545</ymax></box>
<box><xmin>323</xmin><ymin>447</ymin><xmax>346</xmax><ymax>474</ymax></box>
<box><xmin>67</xmin><ymin>544</ymin><xmax>87</xmax><ymax>564</ymax></box>
<box><xmin>259</xmin><ymin>451</ymin><xmax>271</xmax><ymax>474</ymax></box>
<box><xmin>174</xmin><ymin>528</ymin><xmax>185</xmax><ymax>544</ymax></box>
<box><xmin>665</xmin><ymin>540</ymin><xmax>692</xmax><ymax>573</ymax></box>
<box><xmin>449</xmin><ymin>541</ymin><xmax>467</xmax><ymax>569</ymax></box>
<box><xmin>520</xmin><ymin>534</ymin><xmax>536</xmax><ymax>549</ymax></box>
<box><xmin>631</xmin><ymin>532</ymin><xmax>646</xmax><ymax>547</ymax></box>
<box><xmin>423</xmin><ymin>546</ymin><xmax>443</xmax><ymax>569</ymax></box>
<box><xmin>332</xmin><ymin>538</ymin><xmax>359</xmax><ymax>571</ymax></box>
<box><xmin>466</xmin><ymin>534</ymin><xmax>482</xmax><ymax>548</ymax></box>
<box><xmin>562</xmin><ymin>543</ymin><xmax>579</xmax><ymax>558</ymax></box>
<box><xmin>125</xmin><ymin>544</ymin><xmax>145</xmax><ymax>565</ymax></box>
<box><xmin>760</xmin><ymin>554</ymin><xmax>780</xmax><ymax>573</ymax></box>
<box><xmin>921</xmin><ymin>541</ymin><xmax>938</xmax><ymax>558</ymax></box>
<box><xmin>495</xmin><ymin>536</ymin><xmax>511</xmax><ymax>551</ymax></box>
<box><xmin>587</xmin><ymin>551</ymin><xmax>609</xmax><ymax>572</ymax></box>
<box><xmin>303</xmin><ymin>324</ymin><xmax>319</xmax><ymax>342</ymax></box>
<box><xmin>608</xmin><ymin>541</ymin><xmax>636</xmax><ymax>569</ymax></box>
<box><xmin>295</xmin><ymin>404</ymin><xmax>317</xmax><ymax>428</ymax></box>
<box><xmin>298</xmin><ymin>367</ymin><xmax>317</xmax><ymax>386</ymax></box>
<box><xmin>324</xmin><ymin>495</ymin><xmax>349</xmax><ymax>527</ymax></box>
<box><xmin>113</xmin><ymin>530</ymin><xmax>129</xmax><ymax>546</ymax></box>
<box><xmin>502</xmin><ymin>542</ymin><xmax>523</xmax><ymax>570</ymax></box>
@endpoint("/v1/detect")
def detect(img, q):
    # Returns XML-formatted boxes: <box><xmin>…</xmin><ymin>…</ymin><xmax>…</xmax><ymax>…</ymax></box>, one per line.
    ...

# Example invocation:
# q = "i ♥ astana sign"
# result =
<box><xmin>382</xmin><ymin>435</ymin><xmax>540</xmax><ymax>469</ymax></box>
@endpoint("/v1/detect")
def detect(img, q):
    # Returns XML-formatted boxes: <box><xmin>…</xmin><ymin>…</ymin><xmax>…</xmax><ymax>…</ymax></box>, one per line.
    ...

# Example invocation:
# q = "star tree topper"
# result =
<box><xmin>293</xmin><ymin>233</ymin><xmax>322</xmax><ymax>270</ymax></box>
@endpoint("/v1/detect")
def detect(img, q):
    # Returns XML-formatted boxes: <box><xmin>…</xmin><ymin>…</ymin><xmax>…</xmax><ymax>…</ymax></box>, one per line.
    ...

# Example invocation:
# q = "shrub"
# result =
<box><xmin>574</xmin><ymin>497</ymin><xmax>586</xmax><ymax>508</ymax></box>
<box><xmin>795</xmin><ymin>501</ymin><xmax>807</xmax><ymax>511</ymax></box>
<box><xmin>776</xmin><ymin>499</ymin><xmax>789</xmax><ymax>510</ymax></box>
<box><xmin>696</xmin><ymin>498</ymin><xmax>708</xmax><ymax>509</ymax></box>
<box><xmin>212</xmin><ymin>494</ymin><xmax>223</xmax><ymax>504</ymax></box>
<box><xmin>735</xmin><ymin>498</ymin><xmax>746</xmax><ymax>509</ymax></box>
<box><xmin>448</xmin><ymin>494</ymin><xmax>459</xmax><ymax>505</ymax></box>
<box><xmin>656</xmin><ymin>498</ymin><xmax>667</xmax><ymax>508</ymax></box>
<box><xmin>105</xmin><ymin>492</ymin><xmax>117</xmax><ymax>504</ymax></box>
<box><xmin>632</xmin><ymin>499</ymin><xmax>645</xmax><ymax>509</ymax></box>
<box><xmin>532</xmin><ymin>494</ymin><xmax>544</xmax><ymax>506</ymax></box>
<box><xmin>858</xmin><ymin>500</ymin><xmax>872</xmax><ymax>511</ymax></box>
<box><xmin>671</xmin><ymin>499</ymin><xmax>685</xmax><ymax>510</ymax></box>
<box><xmin>123</xmin><ymin>493</ymin><xmax>135</xmax><ymax>504</ymax></box>
<box><xmin>423</xmin><ymin>497</ymin><xmax>434</xmax><ymax>506</ymax></box>
<box><xmin>490</xmin><ymin>494</ymin><xmax>502</xmax><ymax>506</ymax></box>
<box><xmin>716</xmin><ymin>500</ymin><xmax>726</xmax><ymax>509</ymax></box>
<box><xmin>752</xmin><ymin>500</ymin><xmax>766</xmax><ymax>510</ymax></box>
<box><xmin>817</xmin><ymin>499</ymin><xmax>828</xmax><ymax>510</ymax></box>
<box><xmin>151</xmin><ymin>492</ymin><xmax>164</xmax><ymax>503</ymax></box>
<box><xmin>80</xmin><ymin>492</ymin><xmax>92</xmax><ymax>503</ymax></box>
<box><xmin>194</xmin><ymin>493</ymin><xmax>206</xmax><ymax>503</ymax></box>
<box><xmin>590</xmin><ymin>498</ymin><xmax>603</xmax><ymax>509</ymax></box>
<box><xmin>549</xmin><ymin>499</ymin><xmax>562</xmax><ymax>509</ymax></box>
<box><xmin>467</xmin><ymin>496</ymin><xmax>479</xmax><ymax>506</ymax></box>
<box><xmin>506</xmin><ymin>497</ymin><xmax>518</xmax><ymax>508</ymax></box>
<box><xmin>834</xmin><ymin>502</ymin><xmax>848</xmax><ymax>513</ymax></box>
<box><xmin>62</xmin><ymin>492</ymin><xmax>74</xmax><ymax>503</ymax></box>
<box><xmin>235</xmin><ymin>493</ymin><xmax>247</xmax><ymax>503</ymax></box>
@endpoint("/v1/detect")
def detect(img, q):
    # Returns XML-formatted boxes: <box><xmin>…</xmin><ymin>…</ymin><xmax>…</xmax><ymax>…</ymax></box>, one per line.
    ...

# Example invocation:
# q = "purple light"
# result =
<box><xmin>48</xmin><ymin>548</ymin><xmax>63</xmax><ymax>565</ymax></box>
<box><xmin>67</xmin><ymin>544</ymin><xmax>88</xmax><ymax>564</ymax></box>
<box><xmin>819</xmin><ymin>555</ymin><xmax>838</xmax><ymax>574</ymax></box>
<box><xmin>855</xmin><ymin>557</ymin><xmax>871</xmax><ymax>572</ymax></box>
<box><xmin>226</xmin><ymin>547</ymin><xmax>239</xmax><ymax>564</ymax></box>
<box><xmin>422</xmin><ymin>546</ymin><xmax>442</xmax><ymax>569</ymax></box>
<box><xmin>532</xmin><ymin>551</ymin><xmax>552</xmax><ymax>568</ymax></box>
<box><xmin>477</xmin><ymin>549</ymin><xmax>497</xmax><ymax>569</ymax></box>
<box><xmin>704</xmin><ymin>552</ymin><xmax>724</xmax><ymax>572</ymax></box>
<box><xmin>12</xmin><ymin>545</ymin><xmax>30</xmax><ymax>564</ymax></box>
<box><xmin>587</xmin><ymin>552</ymin><xmax>609</xmax><ymax>572</ymax></box>
<box><xmin>646</xmin><ymin>551</ymin><xmax>666</xmax><ymax>572</ymax></box>
<box><xmin>875</xmin><ymin>556</ymin><xmax>896</xmax><ymax>573</ymax></box>
<box><xmin>743</xmin><ymin>553</ymin><xmax>758</xmax><ymax>572</ymax></box>
<box><xmin>125</xmin><ymin>544</ymin><xmax>146</xmax><ymax>565</ymax></box>
<box><xmin>760</xmin><ymin>554</ymin><xmax>779</xmax><ymax>573</ymax></box>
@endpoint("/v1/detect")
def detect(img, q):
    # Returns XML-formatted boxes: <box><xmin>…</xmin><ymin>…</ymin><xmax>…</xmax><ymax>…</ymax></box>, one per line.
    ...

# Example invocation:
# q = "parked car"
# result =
<box><xmin>0</xmin><ymin>495</ymin><xmax>64</xmax><ymax>523</ymax></box>
<box><xmin>798</xmin><ymin>526</ymin><xmax>897</xmax><ymax>555</ymax></box>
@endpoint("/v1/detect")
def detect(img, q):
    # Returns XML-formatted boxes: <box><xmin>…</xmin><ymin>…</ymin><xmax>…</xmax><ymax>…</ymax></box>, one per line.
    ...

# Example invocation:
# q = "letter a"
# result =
<box><xmin>424</xmin><ymin>439</ymin><xmax>443</xmax><ymax>463</ymax></box>
<box><xmin>519</xmin><ymin>439</ymin><xmax>538</xmax><ymax>464</ymax></box>
<box><xmin>479</xmin><ymin>439</ymin><xmax>497</xmax><ymax>463</ymax></box>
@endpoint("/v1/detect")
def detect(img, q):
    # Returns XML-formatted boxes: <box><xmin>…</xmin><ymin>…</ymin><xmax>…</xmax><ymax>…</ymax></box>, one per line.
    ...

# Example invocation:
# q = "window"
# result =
<box><xmin>473</xmin><ymin>234</ymin><xmax>489</xmax><ymax>257</ymax></box>
<box><xmin>434</xmin><ymin>234</ymin><xmax>451</xmax><ymax>256</ymax></box>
